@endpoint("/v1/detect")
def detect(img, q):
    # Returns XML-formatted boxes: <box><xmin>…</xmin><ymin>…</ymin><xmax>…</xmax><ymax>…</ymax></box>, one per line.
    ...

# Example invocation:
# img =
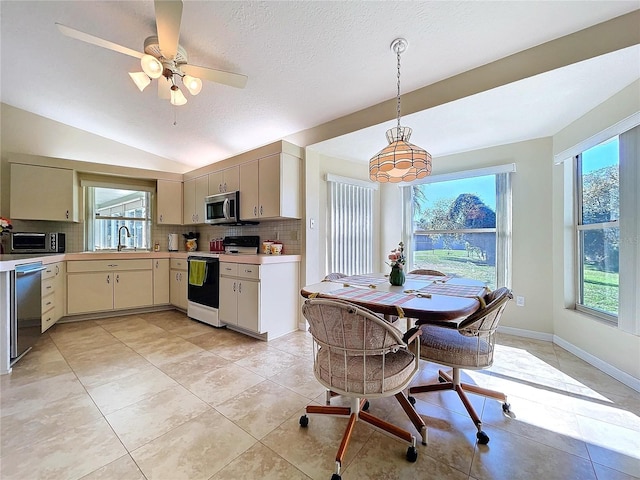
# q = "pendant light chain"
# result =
<box><xmin>396</xmin><ymin>43</ymin><xmax>402</xmax><ymax>131</ymax></box>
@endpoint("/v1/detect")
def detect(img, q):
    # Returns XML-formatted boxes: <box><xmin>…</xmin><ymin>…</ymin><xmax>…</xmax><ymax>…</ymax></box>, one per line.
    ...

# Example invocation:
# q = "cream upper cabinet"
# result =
<box><xmin>157</xmin><ymin>180</ymin><xmax>183</xmax><ymax>225</ymax></box>
<box><xmin>10</xmin><ymin>163</ymin><xmax>80</xmax><ymax>222</ymax></box>
<box><xmin>208</xmin><ymin>166</ymin><xmax>239</xmax><ymax>195</ymax></box>
<box><xmin>183</xmin><ymin>176</ymin><xmax>208</xmax><ymax>224</ymax></box>
<box><xmin>239</xmin><ymin>161</ymin><xmax>259</xmax><ymax>220</ymax></box>
<box><xmin>153</xmin><ymin>258</ymin><xmax>170</xmax><ymax>305</ymax></box>
<box><xmin>239</xmin><ymin>153</ymin><xmax>301</xmax><ymax>220</ymax></box>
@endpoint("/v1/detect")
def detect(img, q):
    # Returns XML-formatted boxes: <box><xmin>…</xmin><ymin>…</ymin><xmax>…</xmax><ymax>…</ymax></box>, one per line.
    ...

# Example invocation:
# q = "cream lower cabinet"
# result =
<box><xmin>169</xmin><ymin>258</ymin><xmax>188</xmax><ymax>310</ymax></box>
<box><xmin>153</xmin><ymin>259</ymin><xmax>170</xmax><ymax>305</ymax></box>
<box><xmin>219</xmin><ymin>261</ymin><xmax>299</xmax><ymax>339</ymax></box>
<box><xmin>41</xmin><ymin>261</ymin><xmax>66</xmax><ymax>332</ymax></box>
<box><xmin>67</xmin><ymin>260</ymin><xmax>153</xmax><ymax>315</ymax></box>
<box><xmin>219</xmin><ymin>263</ymin><xmax>259</xmax><ymax>332</ymax></box>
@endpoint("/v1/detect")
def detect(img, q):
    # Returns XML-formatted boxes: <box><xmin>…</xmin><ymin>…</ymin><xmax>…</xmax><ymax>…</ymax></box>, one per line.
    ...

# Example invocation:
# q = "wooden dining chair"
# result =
<box><xmin>407</xmin><ymin>287</ymin><xmax>513</xmax><ymax>444</ymax></box>
<box><xmin>299</xmin><ymin>298</ymin><xmax>427</xmax><ymax>480</ymax></box>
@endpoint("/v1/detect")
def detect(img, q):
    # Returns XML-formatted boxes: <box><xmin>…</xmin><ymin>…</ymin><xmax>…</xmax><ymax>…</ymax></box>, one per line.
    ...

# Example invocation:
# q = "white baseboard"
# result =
<box><xmin>553</xmin><ymin>335</ymin><xmax>640</xmax><ymax>393</ymax></box>
<box><xmin>496</xmin><ymin>325</ymin><xmax>640</xmax><ymax>393</ymax></box>
<box><xmin>498</xmin><ymin>326</ymin><xmax>554</xmax><ymax>342</ymax></box>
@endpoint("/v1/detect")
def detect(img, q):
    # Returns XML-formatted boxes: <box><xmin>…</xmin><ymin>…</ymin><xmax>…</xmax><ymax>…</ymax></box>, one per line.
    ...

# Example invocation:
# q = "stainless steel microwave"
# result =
<box><xmin>11</xmin><ymin>232</ymin><xmax>66</xmax><ymax>253</ymax></box>
<box><xmin>205</xmin><ymin>191</ymin><xmax>241</xmax><ymax>225</ymax></box>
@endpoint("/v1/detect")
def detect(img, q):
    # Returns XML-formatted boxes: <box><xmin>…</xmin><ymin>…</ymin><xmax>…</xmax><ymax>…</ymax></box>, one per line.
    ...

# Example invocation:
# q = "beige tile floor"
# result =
<box><xmin>1</xmin><ymin>309</ymin><xmax>638</xmax><ymax>480</ymax></box>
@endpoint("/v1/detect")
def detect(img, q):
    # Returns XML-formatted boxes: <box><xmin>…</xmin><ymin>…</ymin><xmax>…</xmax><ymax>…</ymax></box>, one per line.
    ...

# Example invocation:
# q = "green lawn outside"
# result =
<box><xmin>414</xmin><ymin>250</ymin><xmax>620</xmax><ymax>316</ymax></box>
<box><xmin>413</xmin><ymin>249</ymin><xmax>496</xmax><ymax>288</ymax></box>
<box><xmin>583</xmin><ymin>265</ymin><xmax>619</xmax><ymax>315</ymax></box>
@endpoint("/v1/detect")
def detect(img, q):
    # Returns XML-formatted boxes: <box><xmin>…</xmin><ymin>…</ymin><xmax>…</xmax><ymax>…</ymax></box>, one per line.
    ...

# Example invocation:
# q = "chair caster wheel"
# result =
<box><xmin>299</xmin><ymin>415</ymin><xmax>309</xmax><ymax>427</ymax></box>
<box><xmin>477</xmin><ymin>430</ymin><xmax>490</xmax><ymax>444</ymax></box>
<box><xmin>408</xmin><ymin>396</ymin><xmax>416</xmax><ymax>405</ymax></box>
<box><xmin>502</xmin><ymin>402</ymin><xmax>511</xmax><ymax>413</ymax></box>
<box><xmin>406</xmin><ymin>446</ymin><xmax>418</xmax><ymax>462</ymax></box>
<box><xmin>362</xmin><ymin>400</ymin><xmax>370</xmax><ymax>411</ymax></box>
<box><xmin>331</xmin><ymin>474</ymin><xmax>342</xmax><ymax>480</ymax></box>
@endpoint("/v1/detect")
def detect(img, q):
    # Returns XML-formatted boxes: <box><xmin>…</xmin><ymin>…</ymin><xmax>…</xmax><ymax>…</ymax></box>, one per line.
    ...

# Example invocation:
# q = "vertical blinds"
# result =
<box><xmin>327</xmin><ymin>176</ymin><xmax>375</xmax><ymax>276</ymax></box>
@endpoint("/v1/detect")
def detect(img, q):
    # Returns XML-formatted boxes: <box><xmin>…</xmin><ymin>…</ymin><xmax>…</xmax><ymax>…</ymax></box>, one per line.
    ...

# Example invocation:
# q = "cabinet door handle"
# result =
<box><xmin>155</xmin><ymin>261</ymin><xmax>159</xmax><ymax>268</ymax></box>
<box><xmin>233</xmin><ymin>281</ymin><xmax>236</xmax><ymax>292</ymax></box>
<box><xmin>223</xmin><ymin>182</ymin><xmax>227</xmax><ymax>192</ymax></box>
<box><xmin>55</xmin><ymin>265</ymin><xmax>59</xmax><ymax>275</ymax></box>
<box><xmin>116</xmin><ymin>274</ymin><xmax>120</xmax><ymax>283</ymax></box>
<box><xmin>107</xmin><ymin>274</ymin><xmax>110</xmax><ymax>284</ymax></box>
<box><xmin>66</xmin><ymin>210</ymin><xmax>69</xmax><ymax>219</ymax></box>
<box><xmin>253</xmin><ymin>206</ymin><xmax>257</xmax><ymax>217</ymax></box>
<box><xmin>260</xmin><ymin>205</ymin><xmax>263</xmax><ymax>216</ymax></box>
<box><xmin>160</xmin><ymin>214</ymin><xmax>163</xmax><ymax>223</ymax></box>
<box><xmin>46</xmin><ymin>285</ymin><xmax>52</xmax><ymax>290</ymax></box>
<box><xmin>238</xmin><ymin>282</ymin><xmax>242</xmax><ymax>294</ymax></box>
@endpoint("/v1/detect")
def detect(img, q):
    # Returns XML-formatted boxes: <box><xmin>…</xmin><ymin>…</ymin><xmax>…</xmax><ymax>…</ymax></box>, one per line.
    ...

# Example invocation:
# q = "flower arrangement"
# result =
<box><xmin>387</xmin><ymin>241</ymin><xmax>405</xmax><ymax>270</ymax></box>
<box><xmin>0</xmin><ymin>217</ymin><xmax>13</xmax><ymax>236</ymax></box>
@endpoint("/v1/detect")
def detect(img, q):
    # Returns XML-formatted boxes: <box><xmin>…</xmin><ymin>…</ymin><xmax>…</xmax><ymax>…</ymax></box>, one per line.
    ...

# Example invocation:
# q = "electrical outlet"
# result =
<box><xmin>309</xmin><ymin>218</ymin><xmax>315</xmax><ymax>229</ymax></box>
<box><xmin>516</xmin><ymin>296</ymin><xmax>525</xmax><ymax>307</ymax></box>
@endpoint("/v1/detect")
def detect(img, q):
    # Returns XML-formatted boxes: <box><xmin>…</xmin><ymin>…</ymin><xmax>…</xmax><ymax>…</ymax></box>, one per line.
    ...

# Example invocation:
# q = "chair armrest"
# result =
<box><xmin>402</xmin><ymin>326</ymin><xmax>422</xmax><ymax>345</ymax></box>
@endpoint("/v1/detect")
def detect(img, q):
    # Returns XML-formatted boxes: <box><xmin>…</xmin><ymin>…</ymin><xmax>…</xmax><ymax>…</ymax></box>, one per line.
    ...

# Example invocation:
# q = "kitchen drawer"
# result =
<box><xmin>170</xmin><ymin>258</ymin><xmax>187</xmax><ymax>271</ymax></box>
<box><xmin>237</xmin><ymin>264</ymin><xmax>260</xmax><ymax>280</ymax></box>
<box><xmin>42</xmin><ymin>292</ymin><xmax>55</xmax><ymax>314</ymax></box>
<box><xmin>42</xmin><ymin>277</ymin><xmax>56</xmax><ymax>296</ymax></box>
<box><xmin>42</xmin><ymin>307</ymin><xmax>56</xmax><ymax>332</ymax></box>
<box><xmin>67</xmin><ymin>259</ymin><xmax>152</xmax><ymax>273</ymax></box>
<box><xmin>220</xmin><ymin>263</ymin><xmax>238</xmax><ymax>276</ymax></box>
<box><xmin>42</xmin><ymin>265</ymin><xmax>57</xmax><ymax>280</ymax></box>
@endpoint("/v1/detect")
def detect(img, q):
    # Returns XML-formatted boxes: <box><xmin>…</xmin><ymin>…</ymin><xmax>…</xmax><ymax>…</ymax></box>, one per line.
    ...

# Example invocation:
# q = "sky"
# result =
<box><xmin>582</xmin><ymin>136</ymin><xmax>619</xmax><ymax>174</ymax></box>
<box><xmin>415</xmin><ymin>174</ymin><xmax>496</xmax><ymax>220</ymax></box>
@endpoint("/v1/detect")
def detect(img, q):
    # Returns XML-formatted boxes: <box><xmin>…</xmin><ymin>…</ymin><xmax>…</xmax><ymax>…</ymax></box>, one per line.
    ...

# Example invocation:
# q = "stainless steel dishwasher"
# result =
<box><xmin>11</xmin><ymin>262</ymin><xmax>46</xmax><ymax>365</ymax></box>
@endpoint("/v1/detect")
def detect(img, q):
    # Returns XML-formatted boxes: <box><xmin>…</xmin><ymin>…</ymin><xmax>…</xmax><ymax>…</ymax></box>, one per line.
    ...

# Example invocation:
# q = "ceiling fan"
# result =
<box><xmin>56</xmin><ymin>0</ymin><xmax>247</xmax><ymax>106</ymax></box>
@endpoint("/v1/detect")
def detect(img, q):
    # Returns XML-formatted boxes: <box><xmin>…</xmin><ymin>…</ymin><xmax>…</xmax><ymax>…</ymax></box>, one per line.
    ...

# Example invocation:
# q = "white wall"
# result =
<box><xmin>551</xmin><ymin>81</ymin><xmax>640</xmax><ymax>380</ymax></box>
<box><xmin>303</xmin><ymin>150</ymin><xmax>381</xmax><ymax>284</ymax></box>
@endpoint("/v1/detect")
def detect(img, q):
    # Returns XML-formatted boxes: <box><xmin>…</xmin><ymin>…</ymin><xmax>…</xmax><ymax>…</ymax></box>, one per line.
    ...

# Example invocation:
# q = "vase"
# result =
<box><xmin>389</xmin><ymin>266</ymin><xmax>405</xmax><ymax>286</ymax></box>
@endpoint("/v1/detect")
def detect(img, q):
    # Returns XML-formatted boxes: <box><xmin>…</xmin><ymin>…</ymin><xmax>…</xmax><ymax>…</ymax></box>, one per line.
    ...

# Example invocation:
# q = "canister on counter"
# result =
<box><xmin>262</xmin><ymin>241</ymin><xmax>274</xmax><ymax>254</ymax></box>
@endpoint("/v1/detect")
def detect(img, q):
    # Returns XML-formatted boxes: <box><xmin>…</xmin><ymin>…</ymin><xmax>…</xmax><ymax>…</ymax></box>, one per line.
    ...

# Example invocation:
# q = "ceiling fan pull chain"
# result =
<box><xmin>173</xmin><ymin>105</ymin><xmax>178</xmax><ymax>126</ymax></box>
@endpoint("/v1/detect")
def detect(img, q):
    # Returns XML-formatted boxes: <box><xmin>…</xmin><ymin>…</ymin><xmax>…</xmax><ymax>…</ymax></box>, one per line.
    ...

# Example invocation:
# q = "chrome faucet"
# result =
<box><xmin>117</xmin><ymin>226</ymin><xmax>131</xmax><ymax>252</ymax></box>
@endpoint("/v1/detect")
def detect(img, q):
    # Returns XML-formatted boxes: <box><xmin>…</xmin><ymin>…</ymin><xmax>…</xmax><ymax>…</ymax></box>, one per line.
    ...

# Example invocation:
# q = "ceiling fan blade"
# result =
<box><xmin>181</xmin><ymin>64</ymin><xmax>248</xmax><ymax>89</ymax></box>
<box><xmin>154</xmin><ymin>0</ymin><xmax>182</xmax><ymax>60</ymax></box>
<box><xmin>158</xmin><ymin>76</ymin><xmax>172</xmax><ymax>99</ymax></box>
<box><xmin>56</xmin><ymin>23</ymin><xmax>144</xmax><ymax>59</ymax></box>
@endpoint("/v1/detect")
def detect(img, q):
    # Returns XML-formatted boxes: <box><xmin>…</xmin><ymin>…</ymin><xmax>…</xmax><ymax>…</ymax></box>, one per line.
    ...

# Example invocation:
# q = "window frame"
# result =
<box><xmin>403</xmin><ymin>164</ymin><xmax>514</xmax><ymax>289</ymax></box>
<box><xmin>573</xmin><ymin>145</ymin><xmax>620</xmax><ymax>324</ymax></box>
<box><xmin>83</xmin><ymin>183</ymin><xmax>154</xmax><ymax>252</ymax></box>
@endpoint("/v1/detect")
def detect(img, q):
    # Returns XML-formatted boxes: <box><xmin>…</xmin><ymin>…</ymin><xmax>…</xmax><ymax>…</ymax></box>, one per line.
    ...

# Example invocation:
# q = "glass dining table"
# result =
<box><xmin>300</xmin><ymin>272</ymin><xmax>488</xmax><ymax>323</ymax></box>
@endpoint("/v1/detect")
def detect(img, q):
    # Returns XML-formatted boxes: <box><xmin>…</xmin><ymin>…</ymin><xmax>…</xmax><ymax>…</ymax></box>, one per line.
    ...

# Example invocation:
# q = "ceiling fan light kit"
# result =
<box><xmin>369</xmin><ymin>38</ymin><xmax>432</xmax><ymax>183</ymax></box>
<box><xmin>140</xmin><ymin>54</ymin><xmax>163</xmax><ymax>79</ymax></box>
<box><xmin>128</xmin><ymin>72</ymin><xmax>151</xmax><ymax>92</ymax></box>
<box><xmin>56</xmin><ymin>0</ymin><xmax>247</xmax><ymax>109</ymax></box>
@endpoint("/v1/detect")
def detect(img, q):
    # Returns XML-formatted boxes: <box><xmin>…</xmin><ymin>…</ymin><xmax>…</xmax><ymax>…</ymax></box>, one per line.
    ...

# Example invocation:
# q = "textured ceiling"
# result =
<box><xmin>1</xmin><ymin>1</ymin><xmax>638</xmax><ymax>173</ymax></box>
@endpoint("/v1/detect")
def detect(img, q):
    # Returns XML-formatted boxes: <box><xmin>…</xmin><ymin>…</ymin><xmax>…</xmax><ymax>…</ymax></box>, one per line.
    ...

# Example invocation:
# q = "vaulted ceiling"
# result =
<box><xmin>1</xmin><ymin>1</ymin><xmax>638</xmax><ymax>173</ymax></box>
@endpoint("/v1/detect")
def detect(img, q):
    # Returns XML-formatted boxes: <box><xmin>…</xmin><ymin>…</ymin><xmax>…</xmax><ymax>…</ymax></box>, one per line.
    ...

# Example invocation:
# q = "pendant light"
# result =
<box><xmin>369</xmin><ymin>38</ymin><xmax>432</xmax><ymax>183</ymax></box>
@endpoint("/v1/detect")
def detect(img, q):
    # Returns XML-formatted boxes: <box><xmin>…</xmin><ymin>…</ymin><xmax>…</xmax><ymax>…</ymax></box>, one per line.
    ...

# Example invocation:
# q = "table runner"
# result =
<box><xmin>405</xmin><ymin>273</ymin><xmax>453</xmax><ymax>282</ymax></box>
<box><xmin>320</xmin><ymin>287</ymin><xmax>415</xmax><ymax>306</ymax></box>
<box><xmin>337</xmin><ymin>274</ymin><xmax>390</xmax><ymax>286</ymax></box>
<box><xmin>418</xmin><ymin>283</ymin><xmax>487</xmax><ymax>298</ymax></box>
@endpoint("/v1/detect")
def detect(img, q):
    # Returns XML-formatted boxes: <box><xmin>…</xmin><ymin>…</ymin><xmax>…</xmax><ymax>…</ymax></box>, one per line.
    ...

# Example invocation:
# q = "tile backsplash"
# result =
<box><xmin>5</xmin><ymin>219</ymin><xmax>302</xmax><ymax>255</ymax></box>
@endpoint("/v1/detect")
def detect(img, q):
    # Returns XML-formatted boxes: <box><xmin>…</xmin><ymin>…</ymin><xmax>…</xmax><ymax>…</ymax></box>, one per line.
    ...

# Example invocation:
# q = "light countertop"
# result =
<box><xmin>0</xmin><ymin>251</ymin><xmax>300</xmax><ymax>271</ymax></box>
